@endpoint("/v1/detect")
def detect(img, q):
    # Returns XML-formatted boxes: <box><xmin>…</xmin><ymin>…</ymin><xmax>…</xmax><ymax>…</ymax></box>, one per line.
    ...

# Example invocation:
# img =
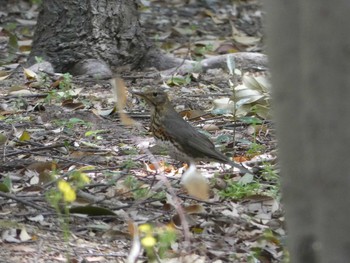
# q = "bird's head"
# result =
<box><xmin>132</xmin><ymin>88</ymin><xmax>170</xmax><ymax>108</ymax></box>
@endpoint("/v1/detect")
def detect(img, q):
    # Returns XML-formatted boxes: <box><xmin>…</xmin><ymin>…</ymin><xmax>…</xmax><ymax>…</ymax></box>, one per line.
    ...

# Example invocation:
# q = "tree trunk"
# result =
<box><xmin>28</xmin><ymin>0</ymin><xmax>269</xmax><ymax>78</ymax></box>
<box><xmin>264</xmin><ymin>0</ymin><xmax>350</xmax><ymax>262</ymax></box>
<box><xmin>28</xmin><ymin>0</ymin><xmax>150</xmax><ymax>77</ymax></box>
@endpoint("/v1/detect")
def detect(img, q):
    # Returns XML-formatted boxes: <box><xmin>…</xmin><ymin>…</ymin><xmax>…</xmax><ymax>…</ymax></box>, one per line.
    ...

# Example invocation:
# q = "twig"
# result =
<box><xmin>3</xmin><ymin>94</ymin><xmax>48</xmax><ymax>99</ymax></box>
<box><xmin>0</xmin><ymin>191</ymin><xmax>48</xmax><ymax>211</ymax></box>
<box><xmin>5</xmin><ymin>142</ymin><xmax>68</xmax><ymax>157</ymax></box>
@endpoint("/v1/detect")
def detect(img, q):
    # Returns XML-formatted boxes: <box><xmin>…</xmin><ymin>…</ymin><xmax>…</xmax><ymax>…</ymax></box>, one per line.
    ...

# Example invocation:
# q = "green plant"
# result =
<box><xmin>85</xmin><ymin>129</ymin><xmax>107</xmax><ymax>140</ymax></box>
<box><xmin>240</xmin><ymin>116</ymin><xmax>266</xmax><ymax>157</ymax></box>
<box><xmin>152</xmin><ymin>190</ymin><xmax>166</xmax><ymax>200</ymax></box>
<box><xmin>219</xmin><ymin>162</ymin><xmax>280</xmax><ymax>200</ymax></box>
<box><xmin>240</xmin><ymin>116</ymin><xmax>263</xmax><ymax>126</ymax></box>
<box><xmin>4</xmin><ymin>23</ymin><xmax>17</xmax><ymax>31</ymax></box>
<box><xmin>133</xmin><ymin>188</ymin><xmax>149</xmax><ymax>199</ymax></box>
<box><xmin>121</xmin><ymin>147</ymin><xmax>139</xmax><ymax>155</ymax></box>
<box><xmin>31</xmin><ymin>0</ymin><xmax>42</xmax><ymax>4</ymax></box>
<box><xmin>120</xmin><ymin>159</ymin><xmax>139</xmax><ymax>170</ymax></box>
<box><xmin>35</xmin><ymin>56</ymin><xmax>44</xmax><ymax>63</ymax></box>
<box><xmin>45</xmin><ymin>73</ymin><xmax>74</xmax><ymax>102</ymax></box>
<box><xmin>46</xmin><ymin>170</ymin><xmax>90</xmax><ymax>240</ymax></box>
<box><xmin>0</xmin><ymin>175</ymin><xmax>12</xmax><ymax>193</ymax></box>
<box><xmin>53</xmin><ymin>118</ymin><xmax>92</xmax><ymax>130</ymax></box>
<box><xmin>166</xmin><ymin>74</ymin><xmax>192</xmax><ymax>86</ymax></box>
<box><xmin>219</xmin><ymin>180</ymin><xmax>261</xmax><ymax>199</ymax></box>
<box><xmin>13</xmin><ymin>97</ymin><xmax>28</xmax><ymax>110</ymax></box>
<box><xmin>124</xmin><ymin>175</ymin><xmax>139</xmax><ymax>189</ymax></box>
<box><xmin>260</xmin><ymin>163</ymin><xmax>280</xmax><ymax>199</ymax></box>
<box><xmin>193</xmin><ymin>43</ymin><xmax>213</xmax><ymax>58</ymax></box>
<box><xmin>139</xmin><ymin>223</ymin><xmax>177</xmax><ymax>260</ymax></box>
<box><xmin>123</xmin><ymin>175</ymin><xmax>150</xmax><ymax>199</ymax></box>
<box><xmin>38</xmin><ymin>71</ymin><xmax>51</xmax><ymax>89</ymax></box>
<box><xmin>246</xmin><ymin>142</ymin><xmax>265</xmax><ymax>158</ymax></box>
<box><xmin>248</xmin><ymin>229</ymin><xmax>289</xmax><ymax>262</ymax></box>
<box><xmin>4</xmin><ymin>115</ymin><xmax>31</xmax><ymax>124</ymax></box>
<box><xmin>59</xmin><ymin>73</ymin><xmax>73</xmax><ymax>91</ymax></box>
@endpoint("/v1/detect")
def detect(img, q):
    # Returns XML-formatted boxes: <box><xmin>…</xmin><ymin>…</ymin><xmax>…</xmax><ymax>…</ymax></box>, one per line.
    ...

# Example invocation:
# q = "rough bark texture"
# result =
<box><xmin>28</xmin><ymin>0</ymin><xmax>150</xmax><ymax>77</ymax></box>
<box><xmin>264</xmin><ymin>0</ymin><xmax>350</xmax><ymax>262</ymax></box>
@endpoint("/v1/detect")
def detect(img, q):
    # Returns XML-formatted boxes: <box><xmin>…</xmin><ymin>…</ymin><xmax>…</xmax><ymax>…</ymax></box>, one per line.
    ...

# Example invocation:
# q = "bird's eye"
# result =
<box><xmin>152</xmin><ymin>92</ymin><xmax>158</xmax><ymax>97</ymax></box>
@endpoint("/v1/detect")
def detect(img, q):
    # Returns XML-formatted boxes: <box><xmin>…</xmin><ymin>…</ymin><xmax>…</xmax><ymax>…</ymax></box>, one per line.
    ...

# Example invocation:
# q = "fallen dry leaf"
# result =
<box><xmin>181</xmin><ymin>163</ymin><xmax>209</xmax><ymax>200</ymax></box>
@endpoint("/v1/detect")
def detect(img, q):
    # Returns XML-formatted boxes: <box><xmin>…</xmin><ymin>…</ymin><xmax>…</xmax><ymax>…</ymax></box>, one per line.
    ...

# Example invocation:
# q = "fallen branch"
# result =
<box><xmin>0</xmin><ymin>191</ymin><xmax>48</xmax><ymax>211</ymax></box>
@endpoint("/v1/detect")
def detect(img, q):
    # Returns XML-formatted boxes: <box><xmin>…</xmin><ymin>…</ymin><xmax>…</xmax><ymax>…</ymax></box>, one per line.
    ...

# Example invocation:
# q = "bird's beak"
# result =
<box><xmin>132</xmin><ymin>90</ymin><xmax>151</xmax><ymax>104</ymax></box>
<box><xmin>131</xmin><ymin>90</ymin><xmax>143</xmax><ymax>96</ymax></box>
<box><xmin>131</xmin><ymin>90</ymin><xmax>147</xmax><ymax>99</ymax></box>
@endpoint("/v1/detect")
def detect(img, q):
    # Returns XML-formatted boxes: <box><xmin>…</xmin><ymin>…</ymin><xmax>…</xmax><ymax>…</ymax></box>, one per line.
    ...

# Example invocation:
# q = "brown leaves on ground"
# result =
<box><xmin>0</xmin><ymin>0</ymin><xmax>283</xmax><ymax>262</ymax></box>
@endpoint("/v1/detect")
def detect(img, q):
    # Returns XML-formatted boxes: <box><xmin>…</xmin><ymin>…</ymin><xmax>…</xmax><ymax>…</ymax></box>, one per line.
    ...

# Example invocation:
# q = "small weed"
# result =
<box><xmin>37</xmin><ymin>71</ymin><xmax>51</xmax><ymax>89</ymax></box>
<box><xmin>35</xmin><ymin>56</ymin><xmax>44</xmax><ymax>63</ymax></box>
<box><xmin>85</xmin><ymin>129</ymin><xmax>108</xmax><ymax>140</ymax></box>
<box><xmin>240</xmin><ymin>116</ymin><xmax>266</xmax><ymax>157</ymax></box>
<box><xmin>247</xmin><ymin>229</ymin><xmax>288</xmax><ymax>262</ymax></box>
<box><xmin>260</xmin><ymin>163</ymin><xmax>280</xmax><ymax>199</ymax></box>
<box><xmin>124</xmin><ymin>175</ymin><xmax>139</xmax><ymax>189</ymax></box>
<box><xmin>139</xmin><ymin>223</ymin><xmax>177</xmax><ymax>260</ymax></box>
<box><xmin>4</xmin><ymin>115</ymin><xmax>31</xmax><ymax>124</ymax></box>
<box><xmin>0</xmin><ymin>175</ymin><xmax>12</xmax><ymax>193</ymax></box>
<box><xmin>246</xmin><ymin>142</ymin><xmax>265</xmax><ymax>158</ymax></box>
<box><xmin>4</xmin><ymin>22</ymin><xmax>17</xmax><ymax>31</ymax></box>
<box><xmin>59</xmin><ymin>73</ymin><xmax>73</xmax><ymax>91</ymax></box>
<box><xmin>166</xmin><ymin>74</ymin><xmax>192</xmax><ymax>86</ymax></box>
<box><xmin>120</xmin><ymin>159</ymin><xmax>139</xmax><ymax>170</ymax></box>
<box><xmin>219</xmin><ymin>168</ymin><xmax>278</xmax><ymax>200</ymax></box>
<box><xmin>152</xmin><ymin>190</ymin><xmax>166</xmax><ymax>200</ymax></box>
<box><xmin>53</xmin><ymin>118</ymin><xmax>92</xmax><ymax>130</ymax></box>
<box><xmin>123</xmin><ymin>175</ymin><xmax>150</xmax><ymax>199</ymax></box>
<box><xmin>13</xmin><ymin>97</ymin><xmax>28</xmax><ymax>110</ymax></box>
<box><xmin>219</xmin><ymin>180</ymin><xmax>261</xmax><ymax>199</ymax></box>
<box><xmin>31</xmin><ymin>0</ymin><xmax>42</xmax><ymax>4</ymax></box>
<box><xmin>45</xmin><ymin>73</ymin><xmax>74</xmax><ymax>103</ymax></box>
<box><xmin>46</xmin><ymin>170</ymin><xmax>90</xmax><ymax>242</ymax></box>
<box><xmin>133</xmin><ymin>188</ymin><xmax>149</xmax><ymax>199</ymax></box>
<box><xmin>101</xmin><ymin>171</ymin><xmax>122</xmax><ymax>185</ymax></box>
<box><xmin>260</xmin><ymin>162</ymin><xmax>279</xmax><ymax>181</ymax></box>
<box><xmin>122</xmin><ymin>147</ymin><xmax>139</xmax><ymax>155</ymax></box>
<box><xmin>193</xmin><ymin>43</ymin><xmax>213</xmax><ymax>58</ymax></box>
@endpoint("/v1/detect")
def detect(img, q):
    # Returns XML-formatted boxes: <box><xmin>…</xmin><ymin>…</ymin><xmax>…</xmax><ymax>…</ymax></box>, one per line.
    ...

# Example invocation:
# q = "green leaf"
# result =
<box><xmin>0</xmin><ymin>183</ymin><xmax>10</xmax><ymax>193</ymax></box>
<box><xmin>239</xmin><ymin>116</ymin><xmax>263</xmax><ymax>125</ymax></box>
<box><xmin>166</xmin><ymin>76</ymin><xmax>191</xmax><ymax>86</ymax></box>
<box><xmin>0</xmin><ymin>175</ymin><xmax>12</xmax><ymax>193</ymax></box>
<box><xmin>69</xmin><ymin>206</ymin><xmax>116</xmax><ymax>216</ymax></box>
<box><xmin>239</xmin><ymin>173</ymin><xmax>254</xmax><ymax>185</ymax></box>
<box><xmin>19</xmin><ymin>130</ymin><xmax>31</xmax><ymax>141</ymax></box>
<box><xmin>85</xmin><ymin>130</ymin><xmax>107</xmax><ymax>137</ymax></box>
<box><xmin>0</xmin><ymin>133</ymin><xmax>7</xmax><ymax>145</ymax></box>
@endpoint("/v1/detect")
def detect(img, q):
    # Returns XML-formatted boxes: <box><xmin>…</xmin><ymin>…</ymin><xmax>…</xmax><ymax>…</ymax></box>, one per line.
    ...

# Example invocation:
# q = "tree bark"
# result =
<box><xmin>264</xmin><ymin>0</ymin><xmax>350</xmax><ymax>262</ymax></box>
<box><xmin>28</xmin><ymin>0</ymin><xmax>268</xmax><ymax>78</ymax></box>
<box><xmin>28</xmin><ymin>0</ymin><xmax>150</xmax><ymax>77</ymax></box>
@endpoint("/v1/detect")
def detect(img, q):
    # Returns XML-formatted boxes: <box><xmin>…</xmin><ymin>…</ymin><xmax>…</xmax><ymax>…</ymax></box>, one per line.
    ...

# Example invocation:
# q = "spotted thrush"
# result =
<box><xmin>133</xmin><ymin>89</ymin><xmax>250</xmax><ymax>174</ymax></box>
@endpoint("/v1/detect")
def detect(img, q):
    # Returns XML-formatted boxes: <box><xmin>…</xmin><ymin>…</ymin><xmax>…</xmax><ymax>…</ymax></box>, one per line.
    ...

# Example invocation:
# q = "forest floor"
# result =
<box><xmin>0</xmin><ymin>0</ymin><xmax>285</xmax><ymax>262</ymax></box>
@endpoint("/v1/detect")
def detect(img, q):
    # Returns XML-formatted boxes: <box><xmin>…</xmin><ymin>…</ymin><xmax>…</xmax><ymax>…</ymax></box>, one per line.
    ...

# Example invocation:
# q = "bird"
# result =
<box><xmin>132</xmin><ymin>88</ymin><xmax>251</xmax><ymax>174</ymax></box>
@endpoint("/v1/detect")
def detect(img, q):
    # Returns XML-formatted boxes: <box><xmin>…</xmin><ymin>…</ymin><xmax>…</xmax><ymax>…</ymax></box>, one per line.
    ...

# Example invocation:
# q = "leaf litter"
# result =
<box><xmin>0</xmin><ymin>0</ymin><xmax>284</xmax><ymax>262</ymax></box>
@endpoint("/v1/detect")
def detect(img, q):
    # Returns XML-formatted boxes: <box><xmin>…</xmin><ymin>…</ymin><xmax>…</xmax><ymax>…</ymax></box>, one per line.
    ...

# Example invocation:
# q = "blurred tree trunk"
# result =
<box><xmin>28</xmin><ymin>0</ymin><xmax>150</xmax><ymax>77</ymax></box>
<box><xmin>264</xmin><ymin>0</ymin><xmax>350</xmax><ymax>262</ymax></box>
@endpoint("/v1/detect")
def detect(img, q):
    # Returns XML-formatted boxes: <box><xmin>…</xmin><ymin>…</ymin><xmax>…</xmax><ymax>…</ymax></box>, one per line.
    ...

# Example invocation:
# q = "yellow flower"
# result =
<box><xmin>58</xmin><ymin>180</ymin><xmax>76</xmax><ymax>202</ymax></box>
<box><xmin>139</xmin><ymin>224</ymin><xmax>152</xmax><ymax>234</ymax></box>
<box><xmin>141</xmin><ymin>236</ymin><xmax>156</xmax><ymax>248</ymax></box>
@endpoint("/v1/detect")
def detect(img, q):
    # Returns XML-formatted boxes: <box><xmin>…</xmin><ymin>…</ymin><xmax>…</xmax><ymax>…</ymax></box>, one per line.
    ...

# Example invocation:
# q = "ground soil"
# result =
<box><xmin>0</xmin><ymin>1</ymin><xmax>284</xmax><ymax>262</ymax></box>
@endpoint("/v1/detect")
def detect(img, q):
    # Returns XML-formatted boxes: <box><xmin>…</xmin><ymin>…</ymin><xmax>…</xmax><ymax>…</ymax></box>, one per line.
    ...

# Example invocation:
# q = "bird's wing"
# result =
<box><xmin>161</xmin><ymin>110</ymin><xmax>230</xmax><ymax>162</ymax></box>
